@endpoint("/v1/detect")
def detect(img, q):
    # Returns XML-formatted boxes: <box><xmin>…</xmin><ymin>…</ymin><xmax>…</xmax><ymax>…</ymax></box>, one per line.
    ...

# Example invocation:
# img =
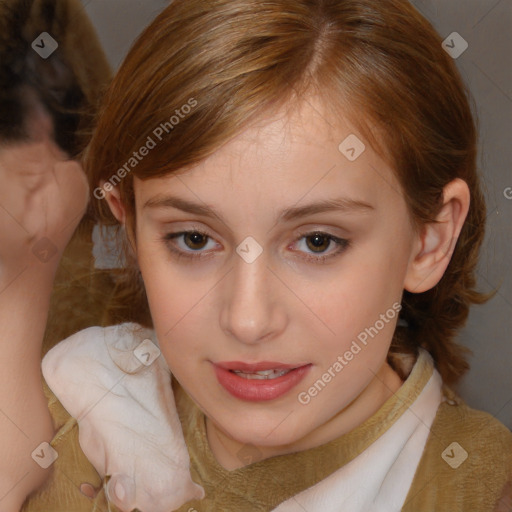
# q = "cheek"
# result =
<box><xmin>141</xmin><ymin>266</ymin><xmax>195</xmax><ymax>336</ymax></box>
<box><xmin>136</xmin><ymin>246</ymin><xmax>212</xmax><ymax>367</ymax></box>
<box><xmin>136</xmin><ymin>244</ymin><xmax>183</xmax><ymax>331</ymax></box>
<box><xmin>309</xmin><ymin>232</ymin><xmax>410</xmax><ymax>357</ymax></box>
<box><xmin>320</xmin><ymin>250</ymin><xmax>406</xmax><ymax>323</ymax></box>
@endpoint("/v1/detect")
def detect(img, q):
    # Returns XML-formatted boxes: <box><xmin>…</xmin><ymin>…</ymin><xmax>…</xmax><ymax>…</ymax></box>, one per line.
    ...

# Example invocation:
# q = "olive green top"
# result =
<box><xmin>22</xmin><ymin>349</ymin><xmax>512</xmax><ymax>512</ymax></box>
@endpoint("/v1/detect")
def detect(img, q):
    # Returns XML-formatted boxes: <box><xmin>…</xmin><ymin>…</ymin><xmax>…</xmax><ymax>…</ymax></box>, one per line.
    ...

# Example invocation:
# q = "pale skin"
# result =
<box><xmin>0</xmin><ymin>107</ymin><xmax>88</xmax><ymax>509</ymax></box>
<box><xmin>105</xmin><ymin>94</ymin><xmax>470</xmax><ymax>471</ymax></box>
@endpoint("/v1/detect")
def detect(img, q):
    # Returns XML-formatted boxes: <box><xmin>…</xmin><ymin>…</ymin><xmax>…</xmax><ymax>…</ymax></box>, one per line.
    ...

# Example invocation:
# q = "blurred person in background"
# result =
<box><xmin>0</xmin><ymin>0</ymin><xmax>111</xmax><ymax>507</ymax></box>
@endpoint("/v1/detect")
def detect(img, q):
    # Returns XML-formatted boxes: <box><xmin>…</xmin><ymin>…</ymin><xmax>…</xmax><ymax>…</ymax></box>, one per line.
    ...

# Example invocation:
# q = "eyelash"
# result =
<box><xmin>162</xmin><ymin>230</ymin><xmax>350</xmax><ymax>264</ymax></box>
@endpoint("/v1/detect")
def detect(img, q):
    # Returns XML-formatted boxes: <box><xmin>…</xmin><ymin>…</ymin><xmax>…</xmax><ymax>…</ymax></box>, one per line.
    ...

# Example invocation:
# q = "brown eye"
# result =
<box><xmin>291</xmin><ymin>231</ymin><xmax>350</xmax><ymax>264</ymax></box>
<box><xmin>183</xmin><ymin>232</ymin><xmax>209</xmax><ymax>250</ymax></box>
<box><xmin>305</xmin><ymin>233</ymin><xmax>331</xmax><ymax>253</ymax></box>
<box><xmin>163</xmin><ymin>230</ymin><xmax>218</xmax><ymax>260</ymax></box>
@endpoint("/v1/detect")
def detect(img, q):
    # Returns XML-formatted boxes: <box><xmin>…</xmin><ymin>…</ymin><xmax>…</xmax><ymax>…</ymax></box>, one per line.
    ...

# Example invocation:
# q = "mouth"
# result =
<box><xmin>213</xmin><ymin>361</ymin><xmax>311</xmax><ymax>401</ymax></box>
<box><xmin>231</xmin><ymin>368</ymin><xmax>294</xmax><ymax>380</ymax></box>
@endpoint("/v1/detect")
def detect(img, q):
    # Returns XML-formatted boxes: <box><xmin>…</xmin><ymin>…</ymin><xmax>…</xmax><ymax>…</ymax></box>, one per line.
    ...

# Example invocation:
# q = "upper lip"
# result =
<box><xmin>214</xmin><ymin>361</ymin><xmax>308</xmax><ymax>371</ymax></box>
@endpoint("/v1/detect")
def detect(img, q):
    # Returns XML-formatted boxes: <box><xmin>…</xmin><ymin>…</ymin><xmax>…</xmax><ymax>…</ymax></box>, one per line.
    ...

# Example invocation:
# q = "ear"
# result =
<box><xmin>101</xmin><ymin>180</ymin><xmax>126</xmax><ymax>224</ymax></box>
<box><xmin>404</xmin><ymin>178</ymin><xmax>470</xmax><ymax>293</ymax></box>
<box><xmin>101</xmin><ymin>181</ymin><xmax>139</xmax><ymax>256</ymax></box>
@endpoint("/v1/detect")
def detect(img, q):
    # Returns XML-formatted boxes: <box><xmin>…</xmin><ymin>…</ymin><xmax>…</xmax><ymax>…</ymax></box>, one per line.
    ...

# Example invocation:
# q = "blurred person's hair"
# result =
<box><xmin>0</xmin><ymin>0</ymin><xmax>111</xmax><ymax>156</ymax></box>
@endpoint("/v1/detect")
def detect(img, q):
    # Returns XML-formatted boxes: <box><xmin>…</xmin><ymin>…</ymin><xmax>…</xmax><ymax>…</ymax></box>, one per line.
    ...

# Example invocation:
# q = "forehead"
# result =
<box><xmin>135</xmin><ymin>94</ymin><xmax>404</xmax><ymax>219</ymax></box>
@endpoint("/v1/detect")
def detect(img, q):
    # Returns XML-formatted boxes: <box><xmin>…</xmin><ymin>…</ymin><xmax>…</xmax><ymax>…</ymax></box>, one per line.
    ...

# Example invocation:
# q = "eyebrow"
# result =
<box><xmin>143</xmin><ymin>195</ymin><xmax>374</xmax><ymax>223</ymax></box>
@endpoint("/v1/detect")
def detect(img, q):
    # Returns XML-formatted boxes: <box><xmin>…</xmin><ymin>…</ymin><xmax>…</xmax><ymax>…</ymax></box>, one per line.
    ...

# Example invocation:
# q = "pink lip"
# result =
<box><xmin>212</xmin><ymin>361</ymin><xmax>312</xmax><ymax>402</ymax></box>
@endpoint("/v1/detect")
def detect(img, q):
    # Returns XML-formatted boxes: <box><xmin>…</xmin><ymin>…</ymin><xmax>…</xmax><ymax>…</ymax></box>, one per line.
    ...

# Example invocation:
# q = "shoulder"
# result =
<box><xmin>42</xmin><ymin>322</ymin><xmax>155</xmax><ymax>373</ymax></box>
<box><xmin>40</xmin><ymin>321</ymin><xmax>155</xmax><ymax>419</ymax></box>
<box><xmin>404</xmin><ymin>385</ymin><xmax>512</xmax><ymax>512</ymax></box>
<box><xmin>41</xmin><ymin>322</ymin><xmax>157</xmax><ymax>419</ymax></box>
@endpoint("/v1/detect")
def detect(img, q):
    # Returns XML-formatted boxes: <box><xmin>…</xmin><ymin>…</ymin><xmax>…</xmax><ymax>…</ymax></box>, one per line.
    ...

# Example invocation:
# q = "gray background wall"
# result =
<box><xmin>79</xmin><ymin>0</ymin><xmax>512</xmax><ymax>428</ymax></box>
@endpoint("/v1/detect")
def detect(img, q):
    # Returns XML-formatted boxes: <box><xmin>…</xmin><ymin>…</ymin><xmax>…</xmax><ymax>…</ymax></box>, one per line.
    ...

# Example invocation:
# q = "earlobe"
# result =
<box><xmin>101</xmin><ymin>181</ymin><xmax>126</xmax><ymax>224</ymax></box>
<box><xmin>404</xmin><ymin>178</ymin><xmax>470</xmax><ymax>294</ymax></box>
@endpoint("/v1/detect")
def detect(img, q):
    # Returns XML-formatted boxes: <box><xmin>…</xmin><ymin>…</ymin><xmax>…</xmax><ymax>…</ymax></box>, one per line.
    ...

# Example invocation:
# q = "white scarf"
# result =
<box><xmin>42</xmin><ymin>322</ymin><xmax>204</xmax><ymax>512</ymax></box>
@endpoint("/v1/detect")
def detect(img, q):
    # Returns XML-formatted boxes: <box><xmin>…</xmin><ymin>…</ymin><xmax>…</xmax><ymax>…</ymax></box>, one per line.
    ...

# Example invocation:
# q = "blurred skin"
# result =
<box><xmin>0</xmin><ymin>123</ymin><xmax>87</xmax><ymax>277</ymax></box>
<box><xmin>0</xmin><ymin>128</ymin><xmax>88</xmax><ymax>508</ymax></box>
<box><xmin>106</xmin><ymin>94</ymin><xmax>469</xmax><ymax>471</ymax></box>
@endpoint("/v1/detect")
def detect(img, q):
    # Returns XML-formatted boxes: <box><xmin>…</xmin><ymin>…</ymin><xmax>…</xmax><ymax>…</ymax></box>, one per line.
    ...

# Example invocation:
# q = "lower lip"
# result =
<box><xmin>213</xmin><ymin>364</ymin><xmax>312</xmax><ymax>402</ymax></box>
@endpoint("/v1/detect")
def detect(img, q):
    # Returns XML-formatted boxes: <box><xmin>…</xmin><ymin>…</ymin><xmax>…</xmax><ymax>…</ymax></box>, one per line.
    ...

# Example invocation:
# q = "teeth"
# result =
<box><xmin>232</xmin><ymin>369</ymin><xmax>293</xmax><ymax>380</ymax></box>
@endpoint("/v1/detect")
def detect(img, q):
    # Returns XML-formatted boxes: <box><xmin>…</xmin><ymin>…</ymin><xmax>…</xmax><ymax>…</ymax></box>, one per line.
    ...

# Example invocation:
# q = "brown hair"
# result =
<box><xmin>83</xmin><ymin>0</ymin><xmax>490</xmax><ymax>385</ymax></box>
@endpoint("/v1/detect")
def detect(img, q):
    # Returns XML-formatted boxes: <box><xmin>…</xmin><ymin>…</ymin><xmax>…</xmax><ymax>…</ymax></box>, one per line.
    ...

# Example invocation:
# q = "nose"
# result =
<box><xmin>220</xmin><ymin>250</ymin><xmax>287</xmax><ymax>345</ymax></box>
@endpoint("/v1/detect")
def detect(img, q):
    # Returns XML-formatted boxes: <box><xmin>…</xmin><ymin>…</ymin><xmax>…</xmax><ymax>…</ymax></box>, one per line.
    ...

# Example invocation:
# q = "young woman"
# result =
<box><xmin>6</xmin><ymin>0</ymin><xmax>512</xmax><ymax>510</ymax></box>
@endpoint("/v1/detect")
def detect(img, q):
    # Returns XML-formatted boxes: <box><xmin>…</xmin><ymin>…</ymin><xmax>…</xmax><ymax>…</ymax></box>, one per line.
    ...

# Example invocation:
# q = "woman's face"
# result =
<box><xmin>133</xmin><ymin>96</ymin><xmax>418</xmax><ymax>460</ymax></box>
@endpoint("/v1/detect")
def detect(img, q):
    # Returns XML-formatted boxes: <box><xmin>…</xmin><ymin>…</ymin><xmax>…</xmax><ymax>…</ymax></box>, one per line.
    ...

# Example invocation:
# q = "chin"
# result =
<box><xmin>221</xmin><ymin>414</ymin><xmax>309</xmax><ymax>448</ymax></box>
